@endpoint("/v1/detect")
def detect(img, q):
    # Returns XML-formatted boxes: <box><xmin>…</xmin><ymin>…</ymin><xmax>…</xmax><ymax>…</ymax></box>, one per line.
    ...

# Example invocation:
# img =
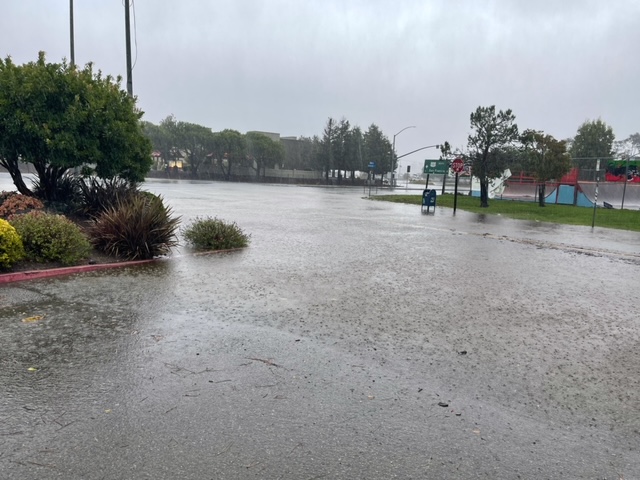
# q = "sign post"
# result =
<box><xmin>451</xmin><ymin>158</ymin><xmax>465</xmax><ymax>214</ymax></box>
<box><xmin>423</xmin><ymin>160</ymin><xmax>448</xmax><ymax>190</ymax></box>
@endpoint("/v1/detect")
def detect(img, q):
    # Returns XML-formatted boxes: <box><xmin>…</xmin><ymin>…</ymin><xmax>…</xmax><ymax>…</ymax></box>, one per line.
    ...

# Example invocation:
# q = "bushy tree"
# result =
<box><xmin>363</xmin><ymin>124</ymin><xmax>393</xmax><ymax>177</ymax></box>
<box><xmin>569</xmin><ymin>119</ymin><xmax>615</xmax><ymax>161</ymax></box>
<box><xmin>0</xmin><ymin>52</ymin><xmax>152</xmax><ymax>200</ymax></box>
<box><xmin>245</xmin><ymin>132</ymin><xmax>285</xmax><ymax>179</ymax></box>
<box><xmin>521</xmin><ymin>130</ymin><xmax>572</xmax><ymax>206</ymax></box>
<box><xmin>467</xmin><ymin>106</ymin><xmax>519</xmax><ymax>207</ymax></box>
<box><xmin>211</xmin><ymin>129</ymin><xmax>246</xmax><ymax>181</ymax></box>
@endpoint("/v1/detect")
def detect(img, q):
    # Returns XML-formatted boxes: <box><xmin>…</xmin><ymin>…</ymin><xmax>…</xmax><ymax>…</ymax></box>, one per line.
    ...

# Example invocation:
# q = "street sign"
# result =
<box><xmin>423</xmin><ymin>159</ymin><xmax>448</xmax><ymax>174</ymax></box>
<box><xmin>368</xmin><ymin>162</ymin><xmax>376</xmax><ymax>169</ymax></box>
<box><xmin>451</xmin><ymin>158</ymin><xmax>465</xmax><ymax>173</ymax></box>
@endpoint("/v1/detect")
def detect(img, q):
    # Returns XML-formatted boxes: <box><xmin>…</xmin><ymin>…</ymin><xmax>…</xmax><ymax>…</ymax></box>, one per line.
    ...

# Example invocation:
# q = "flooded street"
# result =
<box><xmin>1</xmin><ymin>179</ymin><xmax>640</xmax><ymax>479</ymax></box>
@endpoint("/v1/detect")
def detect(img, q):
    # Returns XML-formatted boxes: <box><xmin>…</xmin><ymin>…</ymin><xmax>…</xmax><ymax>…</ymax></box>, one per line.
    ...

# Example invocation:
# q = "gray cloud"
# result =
<box><xmin>2</xmin><ymin>0</ymin><xmax>638</xmax><ymax>171</ymax></box>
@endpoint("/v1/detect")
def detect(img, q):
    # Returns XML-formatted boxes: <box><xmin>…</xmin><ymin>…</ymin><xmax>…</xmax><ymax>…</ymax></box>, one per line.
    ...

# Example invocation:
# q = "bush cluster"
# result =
<box><xmin>0</xmin><ymin>193</ymin><xmax>45</xmax><ymax>218</ymax></box>
<box><xmin>77</xmin><ymin>176</ymin><xmax>139</xmax><ymax>217</ymax></box>
<box><xmin>1</xmin><ymin>179</ymin><xmax>252</xmax><ymax>270</ymax></box>
<box><xmin>0</xmin><ymin>218</ymin><xmax>25</xmax><ymax>269</ymax></box>
<box><xmin>182</xmin><ymin>216</ymin><xmax>250</xmax><ymax>251</ymax></box>
<box><xmin>10</xmin><ymin>211</ymin><xmax>91</xmax><ymax>265</ymax></box>
<box><xmin>89</xmin><ymin>194</ymin><xmax>180</xmax><ymax>260</ymax></box>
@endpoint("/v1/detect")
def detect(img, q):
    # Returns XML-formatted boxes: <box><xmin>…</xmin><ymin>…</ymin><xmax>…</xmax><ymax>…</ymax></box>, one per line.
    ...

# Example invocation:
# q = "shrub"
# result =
<box><xmin>182</xmin><ymin>216</ymin><xmax>250</xmax><ymax>251</ymax></box>
<box><xmin>0</xmin><ymin>193</ymin><xmax>45</xmax><ymax>218</ymax></box>
<box><xmin>89</xmin><ymin>194</ymin><xmax>180</xmax><ymax>260</ymax></box>
<box><xmin>77</xmin><ymin>176</ymin><xmax>139</xmax><ymax>217</ymax></box>
<box><xmin>0</xmin><ymin>219</ymin><xmax>25</xmax><ymax>269</ymax></box>
<box><xmin>31</xmin><ymin>172</ymin><xmax>82</xmax><ymax>208</ymax></box>
<box><xmin>10</xmin><ymin>211</ymin><xmax>91</xmax><ymax>265</ymax></box>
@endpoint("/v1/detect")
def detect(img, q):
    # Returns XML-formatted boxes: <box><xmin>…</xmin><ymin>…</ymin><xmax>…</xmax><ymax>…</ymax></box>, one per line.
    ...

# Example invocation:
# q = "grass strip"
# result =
<box><xmin>373</xmin><ymin>193</ymin><xmax>640</xmax><ymax>232</ymax></box>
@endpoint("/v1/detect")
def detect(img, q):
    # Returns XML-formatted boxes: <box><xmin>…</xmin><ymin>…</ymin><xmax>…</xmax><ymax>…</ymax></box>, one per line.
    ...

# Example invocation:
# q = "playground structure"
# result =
<box><xmin>470</xmin><ymin>169</ymin><xmax>512</xmax><ymax>199</ymax></box>
<box><xmin>502</xmin><ymin>162</ymin><xmax>640</xmax><ymax>209</ymax></box>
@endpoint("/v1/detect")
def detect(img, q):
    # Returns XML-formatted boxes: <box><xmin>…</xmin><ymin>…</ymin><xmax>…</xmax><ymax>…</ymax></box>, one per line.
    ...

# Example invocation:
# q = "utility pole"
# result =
<box><xmin>124</xmin><ymin>0</ymin><xmax>133</xmax><ymax>97</ymax></box>
<box><xmin>69</xmin><ymin>0</ymin><xmax>75</xmax><ymax>66</ymax></box>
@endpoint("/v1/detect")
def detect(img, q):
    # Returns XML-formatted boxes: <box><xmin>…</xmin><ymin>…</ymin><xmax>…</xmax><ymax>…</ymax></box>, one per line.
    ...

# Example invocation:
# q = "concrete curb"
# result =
<box><xmin>0</xmin><ymin>259</ymin><xmax>156</xmax><ymax>285</ymax></box>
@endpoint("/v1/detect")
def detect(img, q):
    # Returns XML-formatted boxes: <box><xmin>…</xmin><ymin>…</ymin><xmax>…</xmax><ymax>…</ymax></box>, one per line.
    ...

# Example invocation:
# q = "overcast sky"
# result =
<box><xmin>2</xmin><ymin>0</ymin><xmax>639</xmax><ymax>170</ymax></box>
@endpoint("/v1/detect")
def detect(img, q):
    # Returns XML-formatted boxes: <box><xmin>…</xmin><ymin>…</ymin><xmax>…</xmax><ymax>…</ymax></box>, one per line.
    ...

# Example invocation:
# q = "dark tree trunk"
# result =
<box><xmin>0</xmin><ymin>155</ymin><xmax>33</xmax><ymax>196</ymax></box>
<box><xmin>480</xmin><ymin>178</ymin><xmax>489</xmax><ymax>207</ymax></box>
<box><xmin>538</xmin><ymin>183</ymin><xmax>546</xmax><ymax>207</ymax></box>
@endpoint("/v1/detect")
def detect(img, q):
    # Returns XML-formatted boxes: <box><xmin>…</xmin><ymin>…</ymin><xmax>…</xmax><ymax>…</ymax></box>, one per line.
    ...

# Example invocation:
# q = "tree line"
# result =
<box><xmin>2</xmin><ymin>53</ymin><xmax>637</xmax><ymax>206</ymax></box>
<box><xmin>451</xmin><ymin>105</ymin><xmax>639</xmax><ymax>207</ymax></box>
<box><xmin>142</xmin><ymin>116</ymin><xmax>395</xmax><ymax>184</ymax></box>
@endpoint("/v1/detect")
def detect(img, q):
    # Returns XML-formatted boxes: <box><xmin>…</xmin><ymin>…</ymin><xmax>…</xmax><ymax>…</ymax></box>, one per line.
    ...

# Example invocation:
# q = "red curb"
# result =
<box><xmin>0</xmin><ymin>259</ymin><xmax>157</xmax><ymax>285</ymax></box>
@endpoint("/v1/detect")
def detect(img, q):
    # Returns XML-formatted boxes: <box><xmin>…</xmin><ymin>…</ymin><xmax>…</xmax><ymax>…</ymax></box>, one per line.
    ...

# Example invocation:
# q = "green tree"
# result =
<box><xmin>345</xmin><ymin>126</ymin><xmax>364</xmax><ymax>184</ymax></box>
<box><xmin>363</xmin><ymin>124</ymin><xmax>392</xmax><ymax>180</ymax></box>
<box><xmin>245</xmin><ymin>132</ymin><xmax>285</xmax><ymax>179</ymax></box>
<box><xmin>176</xmin><ymin>121</ymin><xmax>215</xmax><ymax>176</ymax></box>
<box><xmin>320</xmin><ymin>118</ymin><xmax>336</xmax><ymax>183</ymax></box>
<box><xmin>142</xmin><ymin>116</ymin><xmax>180</xmax><ymax>170</ymax></box>
<box><xmin>332</xmin><ymin>118</ymin><xmax>352</xmax><ymax>184</ymax></box>
<box><xmin>569</xmin><ymin>119</ymin><xmax>615</xmax><ymax>161</ymax></box>
<box><xmin>467</xmin><ymin>106</ymin><xmax>519</xmax><ymax>207</ymax></box>
<box><xmin>0</xmin><ymin>52</ymin><xmax>151</xmax><ymax>200</ymax></box>
<box><xmin>521</xmin><ymin>130</ymin><xmax>572</xmax><ymax>207</ymax></box>
<box><xmin>211</xmin><ymin>129</ymin><xmax>246</xmax><ymax>181</ymax></box>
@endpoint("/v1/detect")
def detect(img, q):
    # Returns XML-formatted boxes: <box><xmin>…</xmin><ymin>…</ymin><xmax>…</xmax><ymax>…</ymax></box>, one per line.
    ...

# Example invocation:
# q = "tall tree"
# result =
<box><xmin>521</xmin><ymin>130</ymin><xmax>572</xmax><ymax>206</ymax></box>
<box><xmin>0</xmin><ymin>52</ymin><xmax>151</xmax><ymax>200</ymax></box>
<box><xmin>569</xmin><ymin>119</ymin><xmax>615</xmax><ymax>161</ymax></box>
<box><xmin>142</xmin><ymin>115</ymin><xmax>180</xmax><ymax>170</ymax></box>
<box><xmin>332</xmin><ymin>118</ymin><xmax>351</xmax><ymax>184</ymax></box>
<box><xmin>175</xmin><ymin>121</ymin><xmax>215</xmax><ymax>176</ymax></box>
<box><xmin>363</xmin><ymin>124</ymin><xmax>392</xmax><ymax>180</ymax></box>
<box><xmin>345</xmin><ymin>126</ymin><xmax>364</xmax><ymax>183</ymax></box>
<box><xmin>212</xmin><ymin>129</ymin><xmax>246</xmax><ymax>181</ymax></box>
<box><xmin>320</xmin><ymin>118</ymin><xmax>336</xmax><ymax>183</ymax></box>
<box><xmin>467</xmin><ymin>106</ymin><xmax>519</xmax><ymax>207</ymax></box>
<box><xmin>245</xmin><ymin>132</ymin><xmax>285</xmax><ymax>179</ymax></box>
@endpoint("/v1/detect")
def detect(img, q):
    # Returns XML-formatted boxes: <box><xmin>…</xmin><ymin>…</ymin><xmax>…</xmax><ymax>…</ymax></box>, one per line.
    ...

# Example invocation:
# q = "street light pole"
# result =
<box><xmin>124</xmin><ymin>0</ymin><xmax>133</xmax><ymax>97</ymax></box>
<box><xmin>392</xmin><ymin>126</ymin><xmax>416</xmax><ymax>187</ymax></box>
<box><xmin>69</xmin><ymin>0</ymin><xmax>75</xmax><ymax>66</ymax></box>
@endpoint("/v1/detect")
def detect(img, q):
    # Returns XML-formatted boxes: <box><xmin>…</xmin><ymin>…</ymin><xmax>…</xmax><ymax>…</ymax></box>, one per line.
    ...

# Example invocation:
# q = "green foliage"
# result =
<box><xmin>90</xmin><ymin>195</ymin><xmax>180</xmax><ymax>260</ymax></box>
<box><xmin>10</xmin><ymin>211</ymin><xmax>91</xmax><ymax>265</ymax></box>
<box><xmin>521</xmin><ymin>130</ymin><xmax>573</xmax><ymax>206</ymax></box>
<box><xmin>363</xmin><ymin>123</ymin><xmax>393</xmax><ymax>175</ymax></box>
<box><xmin>570</xmin><ymin>119</ymin><xmax>615</xmax><ymax>160</ymax></box>
<box><xmin>0</xmin><ymin>193</ymin><xmax>45</xmax><ymax>218</ymax></box>
<box><xmin>77</xmin><ymin>176</ymin><xmax>139</xmax><ymax>217</ymax></box>
<box><xmin>0</xmin><ymin>52</ymin><xmax>152</xmax><ymax>200</ymax></box>
<box><xmin>32</xmin><ymin>172</ymin><xmax>83</xmax><ymax>214</ymax></box>
<box><xmin>182</xmin><ymin>217</ymin><xmax>250</xmax><ymax>251</ymax></box>
<box><xmin>467</xmin><ymin>106</ymin><xmax>519</xmax><ymax>207</ymax></box>
<box><xmin>211</xmin><ymin>129</ymin><xmax>247</xmax><ymax>180</ymax></box>
<box><xmin>246</xmin><ymin>131</ymin><xmax>285</xmax><ymax>178</ymax></box>
<box><xmin>0</xmin><ymin>218</ymin><xmax>25</xmax><ymax>269</ymax></box>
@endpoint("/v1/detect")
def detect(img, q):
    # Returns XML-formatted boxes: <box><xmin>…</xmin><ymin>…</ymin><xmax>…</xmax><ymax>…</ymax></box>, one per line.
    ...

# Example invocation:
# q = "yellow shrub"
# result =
<box><xmin>0</xmin><ymin>218</ymin><xmax>25</xmax><ymax>269</ymax></box>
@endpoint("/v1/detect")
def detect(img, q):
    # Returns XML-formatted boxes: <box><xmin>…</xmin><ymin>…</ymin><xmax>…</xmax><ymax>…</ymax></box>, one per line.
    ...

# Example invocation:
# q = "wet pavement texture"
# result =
<box><xmin>1</xmin><ymin>180</ymin><xmax>640</xmax><ymax>479</ymax></box>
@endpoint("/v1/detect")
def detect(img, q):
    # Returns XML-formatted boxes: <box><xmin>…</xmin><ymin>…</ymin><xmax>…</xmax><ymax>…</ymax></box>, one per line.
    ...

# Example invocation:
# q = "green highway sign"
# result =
<box><xmin>423</xmin><ymin>159</ymin><xmax>448</xmax><ymax>174</ymax></box>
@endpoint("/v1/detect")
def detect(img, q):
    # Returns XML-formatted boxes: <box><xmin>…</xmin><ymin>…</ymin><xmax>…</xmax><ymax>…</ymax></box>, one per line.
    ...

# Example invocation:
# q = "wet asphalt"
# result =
<box><xmin>1</xmin><ymin>180</ymin><xmax>639</xmax><ymax>479</ymax></box>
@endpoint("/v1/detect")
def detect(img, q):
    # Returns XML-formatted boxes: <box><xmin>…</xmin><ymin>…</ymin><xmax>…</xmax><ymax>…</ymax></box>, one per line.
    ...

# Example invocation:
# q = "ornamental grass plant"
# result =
<box><xmin>89</xmin><ymin>194</ymin><xmax>180</xmax><ymax>260</ymax></box>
